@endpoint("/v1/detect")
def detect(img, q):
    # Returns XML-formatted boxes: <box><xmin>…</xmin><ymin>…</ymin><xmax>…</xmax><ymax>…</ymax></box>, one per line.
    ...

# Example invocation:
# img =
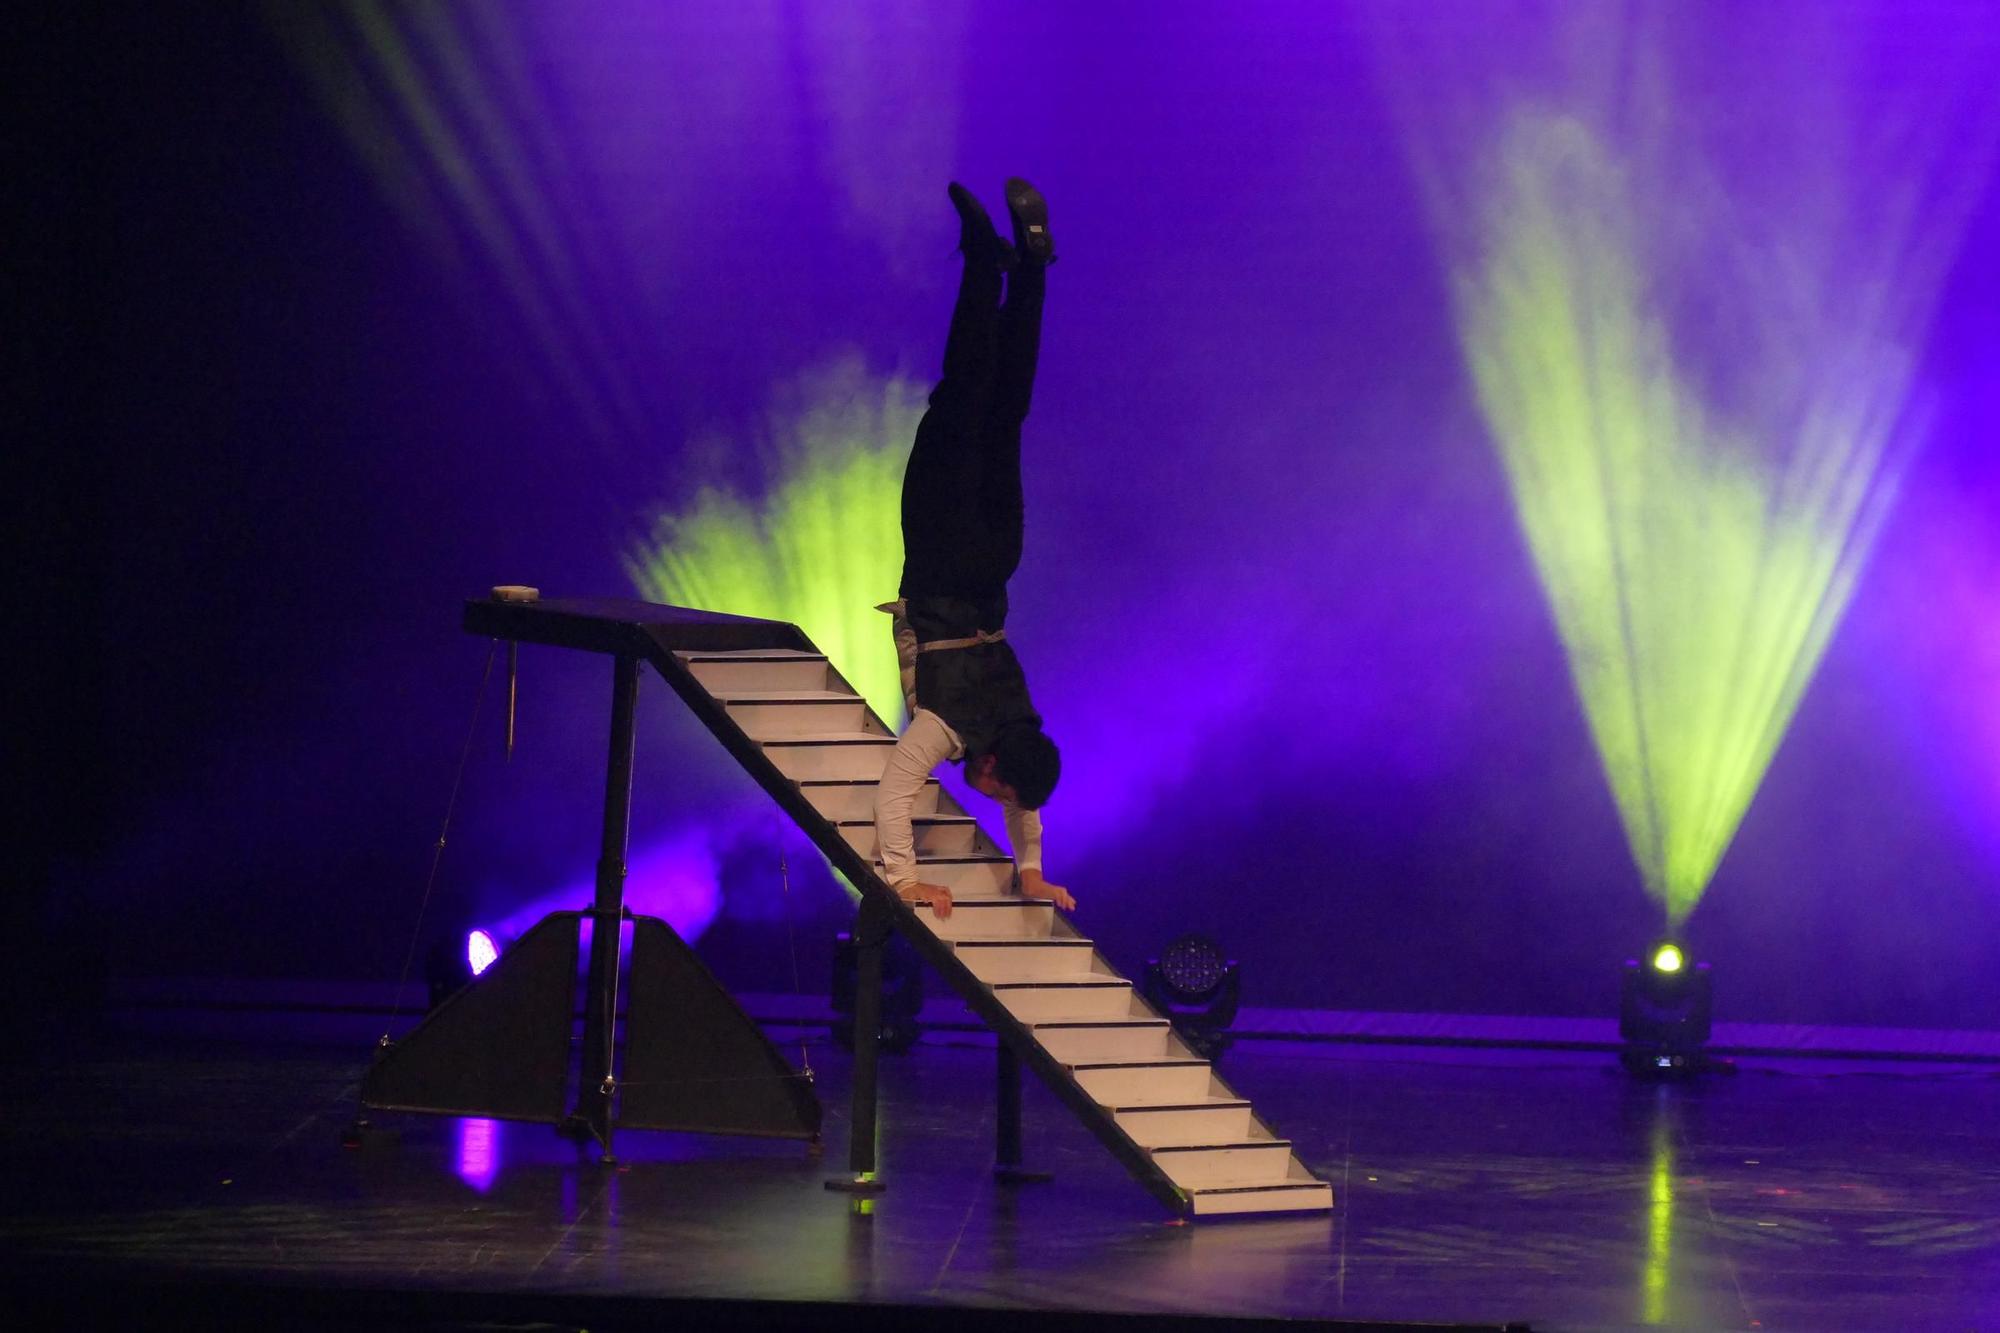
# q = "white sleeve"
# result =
<box><xmin>1004</xmin><ymin>801</ymin><xmax>1043</xmax><ymax>877</ymax></box>
<box><xmin>874</xmin><ymin>710</ymin><xmax>962</xmax><ymax>892</ymax></box>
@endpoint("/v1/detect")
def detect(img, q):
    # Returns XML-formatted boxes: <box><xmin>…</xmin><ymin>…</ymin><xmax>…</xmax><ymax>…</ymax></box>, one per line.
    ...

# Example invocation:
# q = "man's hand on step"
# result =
<box><xmin>1019</xmin><ymin>869</ymin><xmax>1075</xmax><ymax>912</ymax></box>
<box><xmin>903</xmin><ymin>883</ymin><xmax>953</xmax><ymax>918</ymax></box>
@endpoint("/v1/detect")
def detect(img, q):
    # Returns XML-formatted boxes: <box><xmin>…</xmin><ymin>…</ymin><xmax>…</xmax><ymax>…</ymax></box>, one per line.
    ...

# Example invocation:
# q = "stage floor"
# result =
<box><xmin>4</xmin><ymin>1016</ymin><xmax>1999</xmax><ymax>1330</ymax></box>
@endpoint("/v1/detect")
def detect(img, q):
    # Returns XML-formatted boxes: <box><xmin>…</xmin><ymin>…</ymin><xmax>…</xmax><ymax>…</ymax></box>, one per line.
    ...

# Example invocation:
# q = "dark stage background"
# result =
<box><xmin>22</xmin><ymin>2</ymin><xmax>2000</xmax><ymax>1033</ymax></box>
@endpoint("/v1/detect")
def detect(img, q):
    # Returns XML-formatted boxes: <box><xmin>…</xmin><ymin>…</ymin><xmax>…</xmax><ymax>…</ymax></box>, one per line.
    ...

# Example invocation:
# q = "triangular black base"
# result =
<box><xmin>362</xmin><ymin>912</ymin><xmax>579</xmax><ymax>1122</ymax></box>
<box><xmin>617</xmin><ymin>915</ymin><xmax>822</xmax><ymax>1140</ymax></box>
<box><xmin>360</xmin><ymin>910</ymin><xmax>820</xmax><ymax>1143</ymax></box>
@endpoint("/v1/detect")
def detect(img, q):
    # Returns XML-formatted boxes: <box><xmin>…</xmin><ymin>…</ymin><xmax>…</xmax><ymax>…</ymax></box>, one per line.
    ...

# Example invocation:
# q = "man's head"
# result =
<box><xmin>967</xmin><ymin>724</ymin><xmax>1061</xmax><ymax>809</ymax></box>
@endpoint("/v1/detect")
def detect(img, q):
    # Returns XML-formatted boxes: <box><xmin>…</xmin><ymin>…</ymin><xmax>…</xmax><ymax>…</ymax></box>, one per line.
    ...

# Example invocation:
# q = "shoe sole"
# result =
<box><xmin>1004</xmin><ymin>177</ymin><xmax>1053</xmax><ymax>261</ymax></box>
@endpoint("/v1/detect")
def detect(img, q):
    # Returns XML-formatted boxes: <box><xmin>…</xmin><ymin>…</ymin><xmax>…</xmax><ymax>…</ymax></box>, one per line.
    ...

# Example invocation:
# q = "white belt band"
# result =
<box><xmin>917</xmin><ymin>630</ymin><xmax>1008</xmax><ymax>652</ymax></box>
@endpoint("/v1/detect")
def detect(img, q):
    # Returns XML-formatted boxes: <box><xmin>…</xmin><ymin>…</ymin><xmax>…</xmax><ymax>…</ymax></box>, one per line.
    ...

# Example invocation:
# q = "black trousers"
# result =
<box><xmin>897</xmin><ymin>253</ymin><xmax>1046</xmax><ymax>620</ymax></box>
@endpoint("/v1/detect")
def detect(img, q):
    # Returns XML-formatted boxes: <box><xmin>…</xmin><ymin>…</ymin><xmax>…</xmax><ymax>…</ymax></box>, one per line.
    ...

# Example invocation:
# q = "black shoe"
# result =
<box><xmin>1003</xmin><ymin>177</ymin><xmax>1054</xmax><ymax>265</ymax></box>
<box><xmin>948</xmin><ymin>181</ymin><xmax>1016</xmax><ymax>270</ymax></box>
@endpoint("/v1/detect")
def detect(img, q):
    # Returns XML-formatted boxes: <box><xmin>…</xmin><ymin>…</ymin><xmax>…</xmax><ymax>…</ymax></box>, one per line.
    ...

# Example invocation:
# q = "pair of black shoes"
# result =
<box><xmin>950</xmin><ymin>178</ymin><xmax>1054</xmax><ymax>270</ymax></box>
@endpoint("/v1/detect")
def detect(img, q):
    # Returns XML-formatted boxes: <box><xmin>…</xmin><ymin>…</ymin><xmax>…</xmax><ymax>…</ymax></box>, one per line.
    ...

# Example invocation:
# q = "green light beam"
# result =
<box><xmin>627</xmin><ymin>357</ymin><xmax>921</xmax><ymax>732</ymax></box>
<box><xmin>1373</xmin><ymin>5</ymin><xmax>1998</xmax><ymax>925</ymax></box>
<box><xmin>1445</xmin><ymin>108</ymin><xmax>1969</xmax><ymax>924</ymax></box>
<box><xmin>260</xmin><ymin>1</ymin><xmax>644</xmax><ymax>457</ymax></box>
<box><xmin>401</xmin><ymin>2</ymin><xmax>656</xmax><ymax>449</ymax></box>
<box><xmin>1644</xmin><ymin>1107</ymin><xmax>1675</xmax><ymax>1324</ymax></box>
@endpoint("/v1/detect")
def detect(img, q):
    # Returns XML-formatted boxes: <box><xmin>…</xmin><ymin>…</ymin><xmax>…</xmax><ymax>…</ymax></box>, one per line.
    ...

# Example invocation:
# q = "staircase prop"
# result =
<box><xmin>449</xmin><ymin>595</ymin><xmax>1329</xmax><ymax>1217</ymax></box>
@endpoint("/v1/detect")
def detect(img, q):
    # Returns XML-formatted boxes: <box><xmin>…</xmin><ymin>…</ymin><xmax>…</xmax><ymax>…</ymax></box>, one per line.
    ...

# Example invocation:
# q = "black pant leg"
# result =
<box><xmin>969</xmin><ymin>420</ymin><xmax>1023</xmax><ymax>591</ymax></box>
<box><xmin>902</xmin><ymin>256</ymin><xmax>1004</xmax><ymax>598</ymax></box>
<box><xmin>936</xmin><ymin>254</ymin><xmax>1003</xmax><ymax>413</ymax></box>
<box><xmin>992</xmin><ymin>262</ymin><xmax>1046</xmax><ymax>427</ymax></box>
<box><xmin>964</xmin><ymin>262</ymin><xmax>1042</xmax><ymax>589</ymax></box>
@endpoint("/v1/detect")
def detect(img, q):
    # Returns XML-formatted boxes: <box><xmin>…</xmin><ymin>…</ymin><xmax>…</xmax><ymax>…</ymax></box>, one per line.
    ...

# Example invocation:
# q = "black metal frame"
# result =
<box><xmin>565</xmin><ymin>652</ymin><xmax>640</xmax><ymax>1152</ymax></box>
<box><xmin>361</xmin><ymin>599</ymin><xmax>826</xmax><ymax>1159</ymax></box>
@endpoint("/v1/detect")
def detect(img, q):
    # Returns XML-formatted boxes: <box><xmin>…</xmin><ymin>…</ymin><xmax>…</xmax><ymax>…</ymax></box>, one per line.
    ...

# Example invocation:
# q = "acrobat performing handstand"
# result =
<box><xmin>874</xmin><ymin>179</ymin><xmax>1073</xmax><ymax>921</ymax></box>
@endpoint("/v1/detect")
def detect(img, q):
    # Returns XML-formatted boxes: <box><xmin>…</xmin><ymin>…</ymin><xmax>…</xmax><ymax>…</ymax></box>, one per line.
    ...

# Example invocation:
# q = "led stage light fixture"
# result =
<box><xmin>1619</xmin><ymin>939</ymin><xmax>1715</xmax><ymax>1077</ymax></box>
<box><xmin>467</xmin><ymin>929</ymin><xmax>501</xmax><ymax>978</ymax></box>
<box><xmin>425</xmin><ymin>927</ymin><xmax>513</xmax><ymax>1007</ymax></box>
<box><xmin>1142</xmin><ymin>934</ymin><xmax>1241</xmax><ymax>1060</ymax></box>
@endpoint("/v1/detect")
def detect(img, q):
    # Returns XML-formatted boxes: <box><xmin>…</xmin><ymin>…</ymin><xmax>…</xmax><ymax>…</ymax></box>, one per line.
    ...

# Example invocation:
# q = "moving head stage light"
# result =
<box><xmin>1143</xmin><ymin>934</ymin><xmax>1241</xmax><ymax>1060</ymax></box>
<box><xmin>1620</xmin><ymin>940</ymin><xmax>1717</xmax><ymax>1076</ymax></box>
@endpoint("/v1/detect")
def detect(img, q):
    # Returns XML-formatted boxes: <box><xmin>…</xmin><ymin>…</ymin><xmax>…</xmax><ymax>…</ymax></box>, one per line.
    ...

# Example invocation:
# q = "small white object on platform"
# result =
<box><xmin>491</xmin><ymin>585</ymin><xmax>540</xmax><ymax>603</ymax></box>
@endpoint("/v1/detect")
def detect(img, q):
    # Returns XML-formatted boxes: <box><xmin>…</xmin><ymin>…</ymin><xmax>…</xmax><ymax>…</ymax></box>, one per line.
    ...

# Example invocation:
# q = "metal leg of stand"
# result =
<box><xmin>568</xmin><ymin>653</ymin><xmax>638</xmax><ymax>1162</ymax></box>
<box><xmin>827</xmin><ymin>895</ymin><xmax>890</xmax><ymax>1194</ymax></box>
<box><xmin>995</xmin><ymin>1042</ymin><xmax>1052</xmax><ymax>1184</ymax></box>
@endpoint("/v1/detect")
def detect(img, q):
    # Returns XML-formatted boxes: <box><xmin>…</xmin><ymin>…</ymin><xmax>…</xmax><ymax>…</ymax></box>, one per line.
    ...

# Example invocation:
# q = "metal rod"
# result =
<box><xmin>997</xmin><ymin>1042</ymin><xmax>1024</xmax><ymax>1168</ymax></box>
<box><xmin>845</xmin><ymin>897</ymin><xmax>889</xmax><ymax>1179</ymax></box>
<box><xmin>505</xmin><ymin>641</ymin><xmax>519</xmax><ymax>760</ymax></box>
<box><xmin>993</xmin><ymin>1034</ymin><xmax>1049</xmax><ymax>1183</ymax></box>
<box><xmin>574</xmin><ymin>652</ymin><xmax>639</xmax><ymax>1160</ymax></box>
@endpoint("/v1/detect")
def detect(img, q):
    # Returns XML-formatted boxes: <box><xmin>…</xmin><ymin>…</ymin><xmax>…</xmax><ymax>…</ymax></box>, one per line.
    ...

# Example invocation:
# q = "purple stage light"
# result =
<box><xmin>467</xmin><ymin>929</ymin><xmax>500</xmax><ymax>978</ymax></box>
<box><xmin>454</xmin><ymin>1117</ymin><xmax>500</xmax><ymax>1193</ymax></box>
<box><xmin>491</xmin><ymin>826</ymin><xmax>727</xmax><ymax>946</ymax></box>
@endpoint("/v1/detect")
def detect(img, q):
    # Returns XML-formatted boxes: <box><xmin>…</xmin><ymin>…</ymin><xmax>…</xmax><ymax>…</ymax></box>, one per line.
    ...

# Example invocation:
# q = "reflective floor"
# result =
<box><xmin>4</xmin><ymin>1017</ymin><xmax>2000</xmax><ymax>1330</ymax></box>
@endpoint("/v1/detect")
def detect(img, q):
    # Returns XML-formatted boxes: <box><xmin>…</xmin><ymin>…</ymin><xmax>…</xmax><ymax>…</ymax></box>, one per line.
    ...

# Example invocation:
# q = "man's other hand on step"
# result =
<box><xmin>902</xmin><ymin>883</ymin><xmax>953</xmax><ymax>918</ymax></box>
<box><xmin>1020</xmin><ymin>869</ymin><xmax>1074</xmax><ymax>912</ymax></box>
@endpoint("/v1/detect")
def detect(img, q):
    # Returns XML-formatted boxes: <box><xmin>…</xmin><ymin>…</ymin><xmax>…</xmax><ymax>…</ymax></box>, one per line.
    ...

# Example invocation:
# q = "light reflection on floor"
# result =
<box><xmin>5</xmin><ymin>1031</ymin><xmax>2000</xmax><ymax>1329</ymax></box>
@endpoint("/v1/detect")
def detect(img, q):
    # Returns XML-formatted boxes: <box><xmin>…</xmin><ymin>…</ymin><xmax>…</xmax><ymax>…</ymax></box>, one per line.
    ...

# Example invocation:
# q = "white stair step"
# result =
<box><xmin>1150</xmin><ymin>1140</ymin><xmax>1295</xmax><ymax>1189</ymax></box>
<box><xmin>1189</xmin><ymin>1177</ymin><xmax>1335</xmax><ymax>1217</ymax></box>
<box><xmin>763</xmin><ymin>735</ymin><xmax>896</xmax><ymax>780</ymax></box>
<box><xmin>1072</xmin><ymin>1059</ymin><xmax>1218</xmax><ymax>1105</ymax></box>
<box><xmin>884</xmin><ymin>856</ymin><xmax>1017</xmax><ymax>895</ymax></box>
<box><xmin>1111</xmin><ymin>1099</ymin><xmax>1257</xmax><ymax>1147</ymax></box>
<box><xmin>723</xmin><ymin>692</ymin><xmax>876</xmax><ymax>739</ymax></box>
<box><xmin>953</xmin><ymin>938</ymin><xmax>1096</xmax><ymax>982</ymax></box>
<box><xmin>1034</xmin><ymin>1019</ymin><xmax>1178</xmax><ymax>1063</ymax></box>
<box><xmin>920</xmin><ymin>897</ymin><xmax>1055</xmax><ymax>942</ymax></box>
<box><xmin>836</xmin><ymin>816</ymin><xmax>978</xmax><ymax>859</ymax></box>
<box><xmin>798</xmin><ymin>780</ymin><xmax>942</xmax><ymax>821</ymax></box>
<box><xmin>680</xmin><ymin>650</ymin><xmax>831</xmax><ymax>693</ymax></box>
<box><xmin>991</xmin><ymin>979</ymin><xmax>1135</xmax><ymax>1022</ymax></box>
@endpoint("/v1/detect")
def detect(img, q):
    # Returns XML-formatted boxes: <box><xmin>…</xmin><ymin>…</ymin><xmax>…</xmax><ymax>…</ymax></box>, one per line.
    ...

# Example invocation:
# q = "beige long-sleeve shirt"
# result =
<box><xmin>874</xmin><ymin>708</ymin><xmax>1043</xmax><ymax>892</ymax></box>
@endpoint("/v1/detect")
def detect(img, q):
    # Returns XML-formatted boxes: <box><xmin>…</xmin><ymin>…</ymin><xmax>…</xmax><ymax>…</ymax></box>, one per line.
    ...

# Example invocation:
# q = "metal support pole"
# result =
<box><xmin>826</xmin><ymin>894</ymin><xmax>891</xmax><ymax>1194</ymax></box>
<box><xmin>994</xmin><ymin>1041</ymin><xmax>1052</xmax><ymax>1184</ymax></box>
<box><xmin>997</xmin><ymin>1042</ymin><xmax>1023</xmax><ymax>1165</ymax></box>
<box><xmin>569</xmin><ymin>653</ymin><xmax>639</xmax><ymax>1161</ymax></box>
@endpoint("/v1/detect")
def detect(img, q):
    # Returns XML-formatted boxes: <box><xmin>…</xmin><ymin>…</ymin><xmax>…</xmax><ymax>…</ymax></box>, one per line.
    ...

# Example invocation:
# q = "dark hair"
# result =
<box><xmin>990</xmin><ymin>724</ymin><xmax>1061</xmax><ymax>809</ymax></box>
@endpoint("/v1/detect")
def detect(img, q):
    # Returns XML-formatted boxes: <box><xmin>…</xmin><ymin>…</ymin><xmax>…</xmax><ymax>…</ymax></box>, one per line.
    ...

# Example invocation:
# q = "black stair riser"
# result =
<box><xmin>878</xmin><ymin>856</ymin><xmax>1012</xmax><ymax>865</ymax></box>
<box><xmin>1115</xmin><ymin>1102</ymin><xmax>1253</xmax><ymax>1114</ymax></box>
<box><xmin>952</xmin><ymin>932</ymin><xmax>1096</xmax><ymax>944</ymax></box>
<box><xmin>1071</xmin><ymin>1060</ymin><xmax>1211</xmax><ymax>1070</ymax></box>
<box><xmin>1032</xmin><ymin>1022</ymin><xmax>1169</xmax><ymax>1031</ymax></box>
<box><xmin>836</xmin><ymin>808</ymin><xmax>976</xmax><ymax>820</ymax></box>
